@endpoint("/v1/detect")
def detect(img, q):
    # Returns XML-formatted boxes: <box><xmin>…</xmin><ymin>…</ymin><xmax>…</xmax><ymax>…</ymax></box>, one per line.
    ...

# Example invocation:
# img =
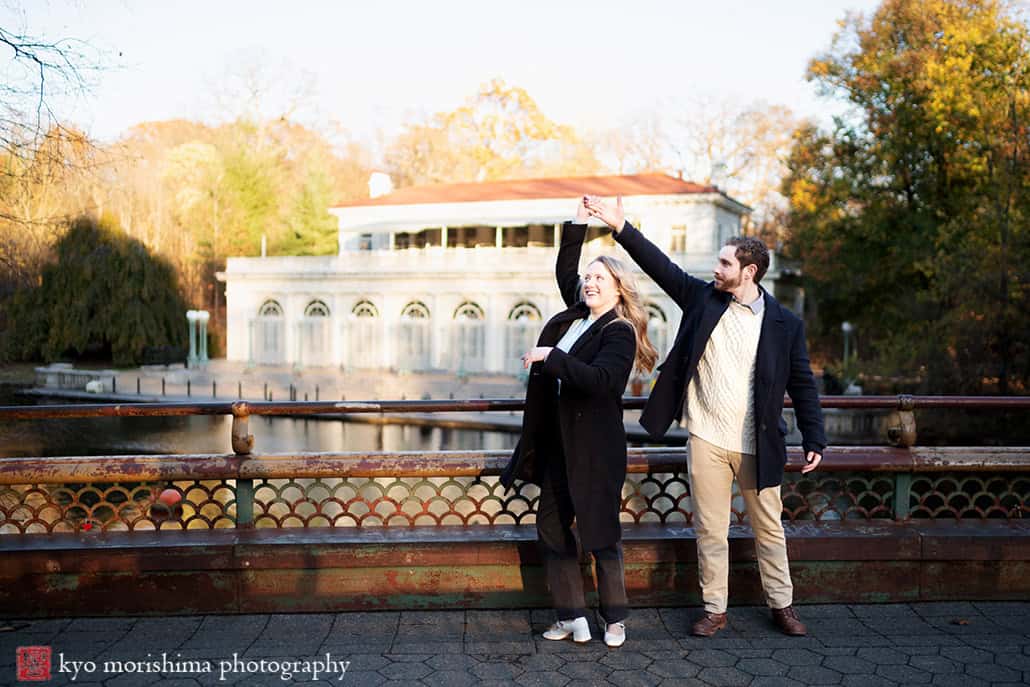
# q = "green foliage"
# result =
<box><xmin>1</xmin><ymin>214</ymin><xmax>189</xmax><ymax>365</ymax></box>
<box><xmin>784</xmin><ymin>0</ymin><xmax>1030</xmax><ymax>393</ymax></box>
<box><xmin>272</xmin><ymin>165</ymin><xmax>338</xmax><ymax>256</ymax></box>
<box><xmin>216</xmin><ymin>143</ymin><xmax>280</xmax><ymax>257</ymax></box>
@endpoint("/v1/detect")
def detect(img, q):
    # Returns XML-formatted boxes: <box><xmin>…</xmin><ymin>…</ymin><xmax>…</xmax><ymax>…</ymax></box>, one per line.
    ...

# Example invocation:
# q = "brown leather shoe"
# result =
<box><xmin>691</xmin><ymin>612</ymin><xmax>728</xmax><ymax>637</ymax></box>
<box><xmin>771</xmin><ymin>605</ymin><xmax>807</xmax><ymax>636</ymax></box>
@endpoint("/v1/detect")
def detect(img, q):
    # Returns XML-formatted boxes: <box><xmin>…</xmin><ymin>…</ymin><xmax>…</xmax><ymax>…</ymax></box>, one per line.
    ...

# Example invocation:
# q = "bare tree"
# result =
<box><xmin>599</xmin><ymin>112</ymin><xmax>671</xmax><ymax>175</ymax></box>
<box><xmin>204</xmin><ymin>56</ymin><xmax>320</xmax><ymax>149</ymax></box>
<box><xmin>668</xmin><ymin>96</ymin><xmax>800</xmax><ymax>244</ymax></box>
<box><xmin>1</xmin><ymin>12</ymin><xmax>105</xmax><ymax>157</ymax></box>
<box><xmin>593</xmin><ymin>97</ymin><xmax>799</xmax><ymax>244</ymax></box>
<box><xmin>0</xmin><ymin>8</ymin><xmax>108</xmax><ymax>293</ymax></box>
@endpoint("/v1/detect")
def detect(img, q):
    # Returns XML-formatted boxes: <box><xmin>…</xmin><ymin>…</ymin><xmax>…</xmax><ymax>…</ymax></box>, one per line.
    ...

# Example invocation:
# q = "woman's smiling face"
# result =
<box><xmin>583</xmin><ymin>260</ymin><xmax>620</xmax><ymax>314</ymax></box>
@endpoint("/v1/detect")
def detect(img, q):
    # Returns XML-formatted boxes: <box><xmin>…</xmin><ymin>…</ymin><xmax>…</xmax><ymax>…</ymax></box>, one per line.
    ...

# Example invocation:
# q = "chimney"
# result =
<box><xmin>368</xmin><ymin>172</ymin><xmax>393</xmax><ymax>199</ymax></box>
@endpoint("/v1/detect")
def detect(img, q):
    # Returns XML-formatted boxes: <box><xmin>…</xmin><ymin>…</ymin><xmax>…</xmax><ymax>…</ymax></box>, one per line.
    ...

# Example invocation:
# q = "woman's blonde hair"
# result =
<box><xmin>586</xmin><ymin>255</ymin><xmax>659</xmax><ymax>374</ymax></box>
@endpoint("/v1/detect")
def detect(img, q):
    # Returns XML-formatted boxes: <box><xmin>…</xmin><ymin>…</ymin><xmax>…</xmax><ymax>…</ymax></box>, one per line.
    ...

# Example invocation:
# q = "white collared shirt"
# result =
<box><xmin>556</xmin><ymin>314</ymin><xmax>597</xmax><ymax>353</ymax></box>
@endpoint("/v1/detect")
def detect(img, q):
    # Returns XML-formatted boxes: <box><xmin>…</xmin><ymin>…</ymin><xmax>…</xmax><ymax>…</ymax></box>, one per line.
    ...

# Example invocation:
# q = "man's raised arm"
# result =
<box><xmin>585</xmin><ymin>195</ymin><xmax>704</xmax><ymax>309</ymax></box>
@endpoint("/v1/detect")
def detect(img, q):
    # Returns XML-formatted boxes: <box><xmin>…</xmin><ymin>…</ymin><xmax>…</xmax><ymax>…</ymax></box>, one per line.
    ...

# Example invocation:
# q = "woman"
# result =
<box><xmin>501</xmin><ymin>197</ymin><xmax>658</xmax><ymax>648</ymax></box>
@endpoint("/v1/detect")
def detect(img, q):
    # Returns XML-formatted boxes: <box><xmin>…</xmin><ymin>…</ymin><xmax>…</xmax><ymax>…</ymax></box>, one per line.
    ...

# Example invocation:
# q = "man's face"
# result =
<box><xmin>714</xmin><ymin>245</ymin><xmax>743</xmax><ymax>292</ymax></box>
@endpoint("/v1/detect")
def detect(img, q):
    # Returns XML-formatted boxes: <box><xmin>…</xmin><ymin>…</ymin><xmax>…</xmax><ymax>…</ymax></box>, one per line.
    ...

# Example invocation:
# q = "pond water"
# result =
<box><xmin>0</xmin><ymin>385</ymin><xmax>518</xmax><ymax>458</ymax></box>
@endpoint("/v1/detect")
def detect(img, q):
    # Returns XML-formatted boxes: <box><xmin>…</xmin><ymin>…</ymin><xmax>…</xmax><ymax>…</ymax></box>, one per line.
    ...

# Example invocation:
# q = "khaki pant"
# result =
<box><xmin>688</xmin><ymin>434</ymin><xmax>793</xmax><ymax>613</ymax></box>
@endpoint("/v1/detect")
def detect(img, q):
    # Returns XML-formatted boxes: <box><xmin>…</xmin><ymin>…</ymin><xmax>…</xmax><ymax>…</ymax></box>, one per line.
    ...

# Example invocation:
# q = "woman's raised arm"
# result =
<box><xmin>555</xmin><ymin>197</ymin><xmax>591</xmax><ymax>307</ymax></box>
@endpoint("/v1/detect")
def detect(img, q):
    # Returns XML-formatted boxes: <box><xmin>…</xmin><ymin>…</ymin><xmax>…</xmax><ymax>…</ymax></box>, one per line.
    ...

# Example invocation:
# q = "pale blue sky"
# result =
<box><xmin>5</xmin><ymin>0</ymin><xmax>883</xmax><ymax>145</ymax></box>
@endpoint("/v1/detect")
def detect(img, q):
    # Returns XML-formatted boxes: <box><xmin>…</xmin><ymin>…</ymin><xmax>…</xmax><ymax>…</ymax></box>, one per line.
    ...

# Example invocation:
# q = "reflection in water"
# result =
<box><xmin>0</xmin><ymin>413</ymin><xmax>518</xmax><ymax>458</ymax></box>
<box><xmin>0</xmin><ymin>406</ymin><xmax>521</xmax><ymax>532</ymax></box>
<box><xmin>0</xmin><ymin>390</ymin><xmax>524</xmax><ymax>531</ymax></box>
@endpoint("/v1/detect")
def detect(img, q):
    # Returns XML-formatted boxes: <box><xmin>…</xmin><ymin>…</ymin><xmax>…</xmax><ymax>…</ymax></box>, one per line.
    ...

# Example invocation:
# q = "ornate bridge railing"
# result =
<box><xmin>1</xmin><ymin>395</ymin><xmax>1029</xmax><ymax>614</ymax></box>
<box><xmin>1</xmin><ymin>396</ymin><xmax>1027</xmax><ymax>535</ymax></box>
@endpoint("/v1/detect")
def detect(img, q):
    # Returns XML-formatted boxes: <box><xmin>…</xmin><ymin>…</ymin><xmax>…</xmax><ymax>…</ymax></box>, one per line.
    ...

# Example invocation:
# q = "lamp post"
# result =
<box><xmin>841</xmin><ymin>321</ymin><xmax>860</xmax><ymax>394</ymax></box>
<box><xmin>186</xmin><ymin>310</ymin><xmax>199</xmax><ymax>368</ymax></box>
<box><xmin>197</xmin><ymin>310</ymin><xmax>210</xmax><ymax>365</ymax></box>
<box><xmin>186</xmin><ymin>310</ymin><xmax>210</xmax><ymax>369</ymax></box>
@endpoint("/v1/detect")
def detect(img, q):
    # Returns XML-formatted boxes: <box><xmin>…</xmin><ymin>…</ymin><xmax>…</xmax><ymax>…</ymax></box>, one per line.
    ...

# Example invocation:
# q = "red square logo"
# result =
<box><xmin>16</xmin><ymin>646</ymin><xmax>51</xmax><ymax>682</ymax></box>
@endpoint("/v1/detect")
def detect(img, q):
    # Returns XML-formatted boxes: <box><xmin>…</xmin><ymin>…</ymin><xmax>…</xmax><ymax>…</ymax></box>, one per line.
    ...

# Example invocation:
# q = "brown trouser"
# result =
<box><xmin>688</xmin><ymin>434</ymin><xmax>794</xmax><ymax>614</ymax></box>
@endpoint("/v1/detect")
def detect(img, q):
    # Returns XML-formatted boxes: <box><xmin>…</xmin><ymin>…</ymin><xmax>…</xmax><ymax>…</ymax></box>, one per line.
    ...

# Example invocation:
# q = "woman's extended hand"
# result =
<box><xmin>585</xmin><ymin>195</ymin><xmax>625</xmax><ymax>232</ymax></box>
<box><xmin>575</xmin><ymin>196</ymin><xmax>590</xmax><ymax>223</ymax></box>
<box><xmin>521</xmin><ymin>347</ymin><xmax>554</xmax><ymax>369</ymax></box>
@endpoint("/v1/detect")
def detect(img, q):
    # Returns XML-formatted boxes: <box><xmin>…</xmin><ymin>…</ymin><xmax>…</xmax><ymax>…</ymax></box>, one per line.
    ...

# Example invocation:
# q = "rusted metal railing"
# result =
<box><xmin>2</xmin><ymin>394</ymin><xmax>1030</xmax><ymax>452</ymax></box>
<box><xmin>0</xmin><ymin>395</ymin><xmax>1027</xmax><ymax>534</ymax></box>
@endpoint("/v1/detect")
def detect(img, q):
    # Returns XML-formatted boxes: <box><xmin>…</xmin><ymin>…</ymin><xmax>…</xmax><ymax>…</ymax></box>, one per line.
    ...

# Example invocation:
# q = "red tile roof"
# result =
<box><xmin>333</xmin><ymin>173</ymin><xmax>721</xmax><ymax>208</ymax></box>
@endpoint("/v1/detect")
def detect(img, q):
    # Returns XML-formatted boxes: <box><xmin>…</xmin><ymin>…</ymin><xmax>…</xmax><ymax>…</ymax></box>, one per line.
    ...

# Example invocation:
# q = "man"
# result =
<box><xmin>584</xmin><ymin>196</ymin><xmax>826</xmax><ymax>637</ymax></box>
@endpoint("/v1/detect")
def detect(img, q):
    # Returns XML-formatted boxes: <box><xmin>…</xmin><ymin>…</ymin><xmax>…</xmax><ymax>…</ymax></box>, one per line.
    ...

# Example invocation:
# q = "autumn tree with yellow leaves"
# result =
<box><xmin>783</xmin><ymin>0</ymin><xmax>1029</xmax><ymax>393</ymax></box>
<box><xmin>384</xmin><ymin>79</ymin><xmax>601</xmax><ymax>187</ymax></box>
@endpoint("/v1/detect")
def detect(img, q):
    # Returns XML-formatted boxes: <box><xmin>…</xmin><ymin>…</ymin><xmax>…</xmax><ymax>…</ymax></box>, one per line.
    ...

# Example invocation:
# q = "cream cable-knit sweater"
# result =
<box><xmin>685</xmin><ymin>300</ymin><xmax>764</xmax><ymax>454</ymax></box>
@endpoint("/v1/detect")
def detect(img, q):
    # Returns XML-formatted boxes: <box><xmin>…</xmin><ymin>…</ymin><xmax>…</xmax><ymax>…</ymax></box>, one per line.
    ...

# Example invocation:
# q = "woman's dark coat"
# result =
<box><xmin>500</xmin><ymin>222</ymin><xmax>636</xmax><ymax>551</ymax></box>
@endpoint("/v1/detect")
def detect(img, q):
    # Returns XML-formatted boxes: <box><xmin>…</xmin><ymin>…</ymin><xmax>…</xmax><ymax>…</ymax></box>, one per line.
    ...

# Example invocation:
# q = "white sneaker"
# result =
<box><xmin>542</xmin><ymin>616</ymin><xmax>591</xmax><ymax>643</ymax></box>
<box><xmin>604</xmin><ymin>622</ymin><xmax>626</xmax><ymax>648</ymax></box>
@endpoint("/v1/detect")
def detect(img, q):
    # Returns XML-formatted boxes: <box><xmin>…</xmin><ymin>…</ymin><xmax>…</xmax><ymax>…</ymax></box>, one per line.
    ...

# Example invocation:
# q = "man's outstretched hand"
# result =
<box><xmin>585</xmin><ymin>195</ymin><xmax>625</xmax><ymax>233</ymax></box>
<box><xmin>801</xmin><ymin>451</ymin><xmax>822</xmax><ymax>474</ymax></box>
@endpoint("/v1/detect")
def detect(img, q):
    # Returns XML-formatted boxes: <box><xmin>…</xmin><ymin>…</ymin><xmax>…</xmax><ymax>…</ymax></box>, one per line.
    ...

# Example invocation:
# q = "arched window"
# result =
<box><xmin>352</xmin><ymin>300</ymin><xmax>379</xmax><ymax>318</ymax></box>
<box><xmin>398</xmin><ymin>301</ymin><xmax>432</xmax><ymax>371</ymax></box>
<box><xmin>258</xmin><ymin>300</ymin><xmax>283</xmax><ymax>317</ymax></box>
<box><xmin>401</xmin><ymin>301</ymin><xmax>431</xmax><ymax>319</ymax></box>
<box><xmin>347</xmin><ymin>300</ymin><xmax>381</xmax><ymax>369</ymax></box>
<box><xmin>452</xmin><ymin>301</ymin><xmax>485</xmax><ymax>372</ymax></box>
<box><xmin>645</xmin><ymin>303</ymin><xmax>667</xmax><ymax>323</ymax></box>
<box><xmin>453</xmin><ymin>301</ymin><xmax>484</xmax><ymax>320</ymax></box>
<box><xmin>507</xmin><ymin>302</ymin><xmax>542</xmax><ymax>321</ymax></box>
<box><xmin>253</xmin><ymin>300</ymin><xmax>285</xmax><ymax>365</ymax></box>
<box><xmin>305</xmin><ymin>300</ymin><xmax>330</xmax><ymax>317</ymax></box>
<box><xmin>299</xmin><ymin>300</ymin><xmax>331</xmax><ymax>367</ymax></box>
<box><xmin>645</xmin><ymin>303</ymin><xmax>669</xmax><ymax>360</ymax></box>
<box><xmin>504</xmin><ymin>301</ymin><xmax>543</xmax><ymax>375</ymax></box>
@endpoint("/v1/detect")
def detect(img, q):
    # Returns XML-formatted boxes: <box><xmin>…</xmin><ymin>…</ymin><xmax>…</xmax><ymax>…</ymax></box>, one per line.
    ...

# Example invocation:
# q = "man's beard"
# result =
<box><xmin>715</xmin><ymin>273</ymin><xmax>741</xmax><ymax>292</ymax></box>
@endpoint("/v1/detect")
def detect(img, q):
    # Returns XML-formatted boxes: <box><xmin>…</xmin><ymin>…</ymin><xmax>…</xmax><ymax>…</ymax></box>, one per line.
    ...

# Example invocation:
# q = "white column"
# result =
<box><xmin>484</xmin><ymin>431</ymin><xmax>507</xmax><ymax>451</ymax></box>
<box><xmin>331</xmin><ymin>294</ymin><xmax>341</xmax><ymax>367</ymax></box>
<box><xmin>380</xmin><ymin>293</ymin><xmax>394</xmax><ymax>369</ymax></box>
<box><xmin>382</xmin><ymin>425</ymin><xmax>403</xmax><ymax>451</ymax></box>
<box><xmin>247</xmin><ymin>319</ymin><xmax>254</xmax><ymax>365</ymax></box>
<box><xmin>426</xmin><ymin>295</ymin><xmax>439</xmax><ymax>370</ymax></box>
<box><xmin>282</xmin><ymin>298</ymin><xmax>294</xmax><ymax>366</ymax></box>
<box><xmin>485</xmin><ymin>292</ymin><xmax>502</xmax><ymax>373</ymax></box>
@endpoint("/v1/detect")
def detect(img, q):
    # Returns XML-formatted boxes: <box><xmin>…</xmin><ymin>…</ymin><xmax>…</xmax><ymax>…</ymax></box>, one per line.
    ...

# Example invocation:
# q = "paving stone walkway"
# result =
<box><xmin>2</xmin><ymin>603</ymin><xmax>1029</xmax><ymax>686</ymax></box>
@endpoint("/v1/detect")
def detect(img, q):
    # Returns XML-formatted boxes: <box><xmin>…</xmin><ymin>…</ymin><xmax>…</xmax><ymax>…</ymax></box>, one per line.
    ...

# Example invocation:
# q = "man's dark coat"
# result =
<box><xmin>501</xmin><ymin>223</ymin><xmax>636</xmax><ymax>551</ymax></box>
<box><xmin>612</xmin><ymin>221</ymin><xmax>826</xmax><ymax>490</ymax></box>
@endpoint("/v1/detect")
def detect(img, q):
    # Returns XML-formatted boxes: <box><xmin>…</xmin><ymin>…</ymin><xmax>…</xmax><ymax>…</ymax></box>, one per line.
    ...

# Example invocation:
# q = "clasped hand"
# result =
<box><xmin>521</xmin><ymin>347</ymin><xmax>553</xmax><ymax>369</ymax></box>
<box><xmin>583</xmin><ymin>195</ymin><xmax>625</xmax><ymax>231</ymax></box>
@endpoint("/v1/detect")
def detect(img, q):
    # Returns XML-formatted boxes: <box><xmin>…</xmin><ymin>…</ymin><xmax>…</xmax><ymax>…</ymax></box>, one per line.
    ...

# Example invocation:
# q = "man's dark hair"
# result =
<box><xmin>726</xmin><ymin>236</ymin><xmax>770</xmax><ymax>283</ymax></box>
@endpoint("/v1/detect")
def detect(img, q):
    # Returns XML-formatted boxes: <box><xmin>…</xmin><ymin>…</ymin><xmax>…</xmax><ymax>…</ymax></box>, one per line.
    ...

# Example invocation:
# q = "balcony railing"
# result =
<box><xmin>224</xmin><ymin>244</ymin><xmax>718</xmax><ymax>276</ymax></box>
